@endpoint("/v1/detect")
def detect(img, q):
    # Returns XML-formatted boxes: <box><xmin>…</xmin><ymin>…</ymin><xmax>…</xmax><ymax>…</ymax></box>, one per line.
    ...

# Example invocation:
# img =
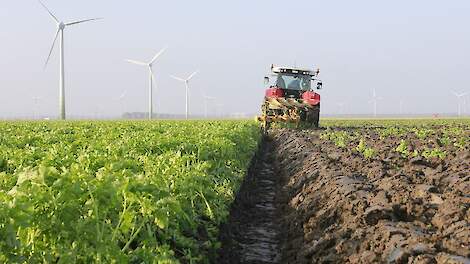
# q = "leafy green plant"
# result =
<box><xmin>412</xmin><ymin>128</ymin><xmax>433</xmax><ymax>140</ymax></box>
<box><xmin>0</xmin><ymin>121</ymin><xmax>259</xmax><ymax>263</ymax></box>
<box><xmin>395</xmin><ymin>139</ymin><xmax>410</xmax><ymax>158</ymax></box>
<box><xmin>356</xmin><ymin>139</ymin><xmax>367</xmax><ymax>153</ymax></box>
<box><xmin>422</xmin><ymin>148</ymin><xmax>447</xmax><ymax>159</ymax></box>
<box><xmin>321</xmin><ymin>130</ymin><xmax>350</xmax><ymax>148</ymax></box>
<box><xmin>363</xmin><ymin>148</ymin><xmax>376</xmax><ymax>159</ymax></box>
<box><xmin>453</xmin><ymin>136</ymin><xmax>468</xmax><ymax>149</ymax></box>
<box><xmin>356</xmin><ymin>139</ymin><xmax>376</xmax><ymax>159</ymax></box>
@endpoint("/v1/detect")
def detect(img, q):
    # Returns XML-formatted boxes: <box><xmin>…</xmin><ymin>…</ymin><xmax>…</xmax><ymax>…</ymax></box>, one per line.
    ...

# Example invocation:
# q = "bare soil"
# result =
<box><xmin>219</xmin><ymin>128</ymin><xmax>469</xmax><ymax>264</ymax></box>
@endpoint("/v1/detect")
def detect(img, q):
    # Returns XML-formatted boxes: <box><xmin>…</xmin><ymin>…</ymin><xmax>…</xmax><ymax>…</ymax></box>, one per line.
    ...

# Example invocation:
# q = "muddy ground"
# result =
<box><xmin>219</xmin><ymin>128</ymin><xmax>469</xmax><ymax>264</ymax></box>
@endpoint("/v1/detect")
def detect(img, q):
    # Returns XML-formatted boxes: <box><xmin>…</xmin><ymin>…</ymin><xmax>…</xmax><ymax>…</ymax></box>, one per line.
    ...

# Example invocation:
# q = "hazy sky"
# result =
<box><xmin>1</xmin><ymin>0</ymin><xmax>470</xmax><ymax>118</ymax></box>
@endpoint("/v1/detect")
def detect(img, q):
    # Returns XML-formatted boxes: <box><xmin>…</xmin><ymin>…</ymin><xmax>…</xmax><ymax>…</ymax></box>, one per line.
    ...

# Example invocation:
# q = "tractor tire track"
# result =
<box><xmin>218</xmin><ymin>137</ymin><xmax>281</xmax><ymax>264</ymax></box>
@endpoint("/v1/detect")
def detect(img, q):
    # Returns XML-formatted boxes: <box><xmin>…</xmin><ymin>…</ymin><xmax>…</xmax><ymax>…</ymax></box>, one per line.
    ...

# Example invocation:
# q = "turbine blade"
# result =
<box><xmin>170</xmin><ymin>75</ymin><xmax>186</xmax><ymax>82</ymax></box>
<box><xmin>66</xmin><ymin>18</ymin><xmax>103</xmax><ymax>26</ymax></box>
<box><xmin>454</xmin><ymin>92</ymin><xmax>469</xmax><ymax>97</ymax></box>
<box><xmin>187</xmin><ymin>70</ymin><xmax>199</xmax><ymax>81</ymax></box>
<box><xmin>44</xmin><ymin>28</ymin><xmax>60</xmax><ymax>68</ymax></box>
<box><xmin>126</xmin><ymin>59</ymin><xmax>147</xmax><ymax>66</ymax></box>
<box><xmin>119</xmin><ymin>90</ymin><xmax>127</xmax><ymax>100</ymax></box>
<box><xmin>150</xmin><ymin>47</ymin><xmax>167</xmax><ymax>65</ymax></box>
<box><xmin>38</xmin><ymin>0</ymin><xmax>59</xmax><ymax>23</ymax></box>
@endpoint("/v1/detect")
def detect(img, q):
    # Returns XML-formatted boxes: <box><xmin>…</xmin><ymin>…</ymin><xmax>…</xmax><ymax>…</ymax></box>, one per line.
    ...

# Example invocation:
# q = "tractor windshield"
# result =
<box><xmin>272</xmin><ymin>74</ymin><xmax>311</xmax><ymax>91</ymax></box>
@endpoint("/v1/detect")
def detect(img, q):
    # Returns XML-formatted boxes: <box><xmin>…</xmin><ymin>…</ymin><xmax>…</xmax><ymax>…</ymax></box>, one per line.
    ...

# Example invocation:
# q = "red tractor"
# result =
<box><xmin>258</xmin><ymin>65</ymin><xmax>323</xmax><ymax>133</ymax></box>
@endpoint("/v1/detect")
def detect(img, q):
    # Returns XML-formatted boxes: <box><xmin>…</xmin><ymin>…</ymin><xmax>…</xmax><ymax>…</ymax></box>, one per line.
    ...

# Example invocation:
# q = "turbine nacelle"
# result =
<box><xmin>58</xmin><ymin>22</ymin><xmax>65</xmax><ymax>30</ymax></box>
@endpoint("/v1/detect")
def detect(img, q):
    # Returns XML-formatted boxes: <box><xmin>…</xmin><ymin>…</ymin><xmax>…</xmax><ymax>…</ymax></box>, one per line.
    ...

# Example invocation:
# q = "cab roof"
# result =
<box><xmin>271</xmin><ymin>66</ymin><xmax>316</xmax><ymax>76</ymax></box>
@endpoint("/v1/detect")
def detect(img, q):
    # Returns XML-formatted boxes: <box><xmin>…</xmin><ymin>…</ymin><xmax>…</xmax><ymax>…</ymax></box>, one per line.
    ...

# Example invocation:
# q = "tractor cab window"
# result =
<box><xmin>271</xmin><ymin>74</ymin><xmax>311</xmax><ymax>91</ymax></box>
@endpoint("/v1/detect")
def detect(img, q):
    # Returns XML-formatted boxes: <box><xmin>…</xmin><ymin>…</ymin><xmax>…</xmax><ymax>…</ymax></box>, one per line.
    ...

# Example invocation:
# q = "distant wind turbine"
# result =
<box><xmin>117</xmin><ymin>90</ymin><xmax>127</xmax><ymax>117</ymax></box>
<box><xmin>118</xmin><ymin>90</ymin><xmax>127</xmax><ymax>101</ymax></box>
<box><xmin>216</xmin><ymin>103</ymin><xmax>224</xmax><ymax>118</ymax></box>
<box><xmin>126</xmin><ymin>47</ymin><xmax>167</xmax><ymax>120</ymax></box>
<box><xmin>32</xmin><ymin>96</ymin><xmax>42</xmax><ymax>119</ymax></box>
<box><xmin>336</xmin><ymin>102</ymin><xmax>345</xmax><ymax>115</ymax></box>
<box><xmin>203</xmin><ymin>95</ymin><xmax>216</xmax><ymax>118</ymax></box>
<box><xmin>170</xmin><ymin>71</ymin><xmax>199</xmax><ymax>119</ymax></box>
<box><xmin>452</xmin><ymin>91</ymin><xmax>468</xmax><ymax>117</ymax></box>
<box><xmin>399</xmin><ymin>99</ymin><xmax>404</xmax><ymax>115</ymax></box>
<box><xmin>369</xmin><ymin>88</ymin><xmax>382</xmax><ymax>117</ymax></box>
<box><xmin>39</xmin><ymin>0</ymin><xmax>102</xmax><ymax>120</ymax></box>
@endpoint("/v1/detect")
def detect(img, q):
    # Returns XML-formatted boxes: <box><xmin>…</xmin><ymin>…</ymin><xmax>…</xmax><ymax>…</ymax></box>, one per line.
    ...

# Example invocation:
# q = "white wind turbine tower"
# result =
<box><xmin>452</xmin><ymin>91</ymin><xmax>468</xmax><ymax>117</ymax></box>
<box><xmin>170</xmin><ymin>71</ymin><xmax>199</xmax><ymax>120</ymax></box>
<box><xmin>336</xmin><ymin>102</ymin><xmax>345</xmax><ymax>115</ymax></box>
<box><xmin>203</xmin><ymin>95</ymin><xmax>216</xmax><ymax>119</ymax></box>
<box><xmin>39</xmin><ymin>1</ymin><xmax>102</xmax><ymax>120</ymax></box>
<box><xmin>399</xmin><ymin>99</ymin><xmax>404</xmax><ymax>115</ymax></box>
<box><xmin>126</xmin><ymin>48</ymin><xmax>166</xmax><ymax>120</ymax></box>
<box><xmin>117</xmin><ymin>90</ymin><xmax>127</xmax><ymax>118</ymax></box>
<box><xmin>369</xmin><ymin>88</ymin><xmax>382</xmax><ymax>117</ymax></box>
<box><xmin>32</xmin><ymin>96</ymin><xmax>42</xmax><ymax>119</ymax></box>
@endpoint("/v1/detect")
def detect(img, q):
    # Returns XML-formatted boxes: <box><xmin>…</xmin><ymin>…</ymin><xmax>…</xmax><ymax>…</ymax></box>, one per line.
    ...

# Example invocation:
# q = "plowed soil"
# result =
<box><xmin>219</xmin><ymin>127</ymin><xmax>469</xmax><ymax>264</ymax></box>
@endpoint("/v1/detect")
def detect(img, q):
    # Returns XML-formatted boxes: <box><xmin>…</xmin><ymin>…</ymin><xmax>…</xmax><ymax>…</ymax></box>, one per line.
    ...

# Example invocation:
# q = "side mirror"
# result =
<box><xmin>316</xmin><ymin>81</ymin><xmax>323</xmax><ymax>90</ymax></box>
<box><xmin>264</xmin><ymin>76</ymin><xmax>269</xmax><ymax>85</ymax></box>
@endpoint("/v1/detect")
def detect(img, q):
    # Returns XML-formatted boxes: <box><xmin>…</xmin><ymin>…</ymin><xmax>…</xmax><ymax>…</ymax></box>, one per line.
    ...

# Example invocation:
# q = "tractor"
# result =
<box><xmin>258</xmin><ymin>65</ymin><xmax>323</xmax><ymax>133</ymax></box>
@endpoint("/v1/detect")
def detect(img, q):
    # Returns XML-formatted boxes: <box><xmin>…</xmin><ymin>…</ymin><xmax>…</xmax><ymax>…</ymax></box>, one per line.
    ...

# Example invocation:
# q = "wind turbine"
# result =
<box><xmin>336</xmin><ymin>102</ymin><xmax>345</xmax><ymax>115</ymax></box>
<box><xmin>126</xmin><ymin>48</ymin><xmax>166</xmax><ymax>120</ymax></box>
<box><xmin>170</xmin><ymin>71</ymin><xmax>199</xmax><ymax>119</ymax></box>
<box><xmin>215</xmin><ymin>103</ymin><xmax>224</xmax><ymax>118</ymax></box>
<box><xmin>203</xmin><ymin>95</ymin><xmax>216</xmax><ymax>119</ymax></box>
<box><xmin>369</xmin><ymin>88</ymin><xmax>382</xmax><ymax>117</ymax></box>
<box><xmin>39</xmin><ymin>0</ymin><xmax>102</xmax><ymax>120</ymax></box>
<box><xmin>399</xmin><ymin>99</ymin><xmax>404</xmax><ymax>115</ymax></box>
<box><xmin>32</xmin><ymin>96</ymin><xmax>42</xmax><ymax>119</ymax></box>
<box><xmin>117</xmin><ymin>90</ymin><xmax>127</xmax><ymax>118</ymax></box>
<box><xmin>452</xmin><ymin>91</ymin><xmax>468</xmax><ymax>117</ymax></box>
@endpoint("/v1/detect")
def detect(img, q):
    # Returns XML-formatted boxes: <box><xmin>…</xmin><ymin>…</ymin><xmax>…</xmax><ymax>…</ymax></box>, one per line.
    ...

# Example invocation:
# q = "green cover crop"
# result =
<box><xmin>0</xmin><ymin>121</ymin><xmax>259</xmax><ymax>263</ymax></box>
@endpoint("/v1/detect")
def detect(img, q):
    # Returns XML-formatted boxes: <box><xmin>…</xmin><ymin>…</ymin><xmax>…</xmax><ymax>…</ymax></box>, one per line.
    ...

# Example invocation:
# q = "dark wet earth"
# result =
<box><xmin>218</xmin><ymin>129</ymin><xmax>470</xmax><ymax>264</ymax></box>
<box><xmin>218</xmin><ymin>138</ymin><xmax>281</xmax><ymax>264</ymax></box>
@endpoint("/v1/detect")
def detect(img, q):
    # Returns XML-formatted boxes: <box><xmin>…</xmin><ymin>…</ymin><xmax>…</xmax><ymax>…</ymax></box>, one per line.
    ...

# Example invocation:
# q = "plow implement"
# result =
<box><xmin>257</xmin><ymin>97</ymin><xmax>320</xmax><ymax>133</ymax></box>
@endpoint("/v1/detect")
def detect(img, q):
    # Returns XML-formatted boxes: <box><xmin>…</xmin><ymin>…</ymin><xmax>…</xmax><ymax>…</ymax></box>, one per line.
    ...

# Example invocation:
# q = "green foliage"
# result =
<box><xmin>320</xmin><ymin>119</ymin><xmax>469</xmax><ymax>161</ymax></box>
<box><xmin>453</xmin><ymin>136</ymin><xmax>468</xmax><ymax>149</ymax></box>
<box><xmin>355</xmin><ymin>139</ymin><xmax>376</xmax><ymax>159</ymax></box>
<box><xmin>395</xmin><ymin>140</ymin><xmax>420</xmax><ymax>158</ymax></box>
<box><xmin>355</xmin><ymin>139</ymin><xmax>367</xmax><ymax>153</ymax></box>
<box><xmin>320</xmin><ymin>130</ymin><xmax>350</xmax><ymax>148</ymax></box>
<box><xmin>378</xmin><ymin>126</ymin><xmax>405</xmax><ymax>139</ymax></box>
<box><xmin>0</xmin><ymin>120</ymin><xmax>259</xmax><ymax>263</ymax></box>
<box><xmin>422</xmin><ymin>148</ymin><xmax>447</xmax><ymax>159</ymax></box>
<box><xmin>363</xmin><ymin>148</ymin><xmax>376</xmax><ymax>159</ymax></box>
<box><xmin>395</xmin><ymin>140</ymin><xmax>410</xmax><ymax>158</ymax></box>
<box><xmin>412</xmin><ymin>128</ymin><xmax>433</xmax><ymax>140</ymax></box>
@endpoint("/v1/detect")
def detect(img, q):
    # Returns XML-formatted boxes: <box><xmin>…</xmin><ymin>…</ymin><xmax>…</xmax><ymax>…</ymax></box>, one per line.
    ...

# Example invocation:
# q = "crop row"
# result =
<box><xmin>319</xmin><ymin>119</ymin><xmax>469</xmax><ymax>161</ymax></box>
<box><xmin>0</xmin><ymin>121</ymin><xmax>259</xmax><ymax>263</ymax></box>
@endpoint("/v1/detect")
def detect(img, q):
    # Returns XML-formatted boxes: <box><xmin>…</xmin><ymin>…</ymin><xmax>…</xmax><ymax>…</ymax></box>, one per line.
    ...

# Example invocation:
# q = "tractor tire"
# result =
<box><xmin>308</xmin><ymin>104</ymin><xmax>320</xmax><ymax>128</ymax></box>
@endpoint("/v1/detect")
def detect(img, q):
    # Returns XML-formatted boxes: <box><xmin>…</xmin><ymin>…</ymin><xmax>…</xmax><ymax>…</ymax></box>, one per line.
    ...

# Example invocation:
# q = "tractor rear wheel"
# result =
<box><xmin>308</xmin><ymin>104</ymin><xmax>320</xmax><ymax>128</ymax></box>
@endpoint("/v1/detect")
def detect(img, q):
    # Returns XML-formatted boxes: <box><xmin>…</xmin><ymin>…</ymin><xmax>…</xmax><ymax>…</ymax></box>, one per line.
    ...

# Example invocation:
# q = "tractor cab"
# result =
<box><xmin>264</xmin><ymin>66</ymin><xmax>322</xmax><ymax>93</ymax></box>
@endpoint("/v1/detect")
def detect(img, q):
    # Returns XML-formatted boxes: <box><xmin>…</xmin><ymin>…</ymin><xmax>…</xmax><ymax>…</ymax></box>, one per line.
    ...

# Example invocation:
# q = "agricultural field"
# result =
<box><xmin>220</xmin><ymin>119</ymin><xmax>469</xmax><ymax>264</ymax></box>
<box><xmin>0</xmin><ymin>121</ymin><xmax>259</xmax><ymax>263</ymax></box>
<box><xmin>1</xmin><ymin>119</ymin><xmax>469</xmax><ymax>264</ymax></box>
